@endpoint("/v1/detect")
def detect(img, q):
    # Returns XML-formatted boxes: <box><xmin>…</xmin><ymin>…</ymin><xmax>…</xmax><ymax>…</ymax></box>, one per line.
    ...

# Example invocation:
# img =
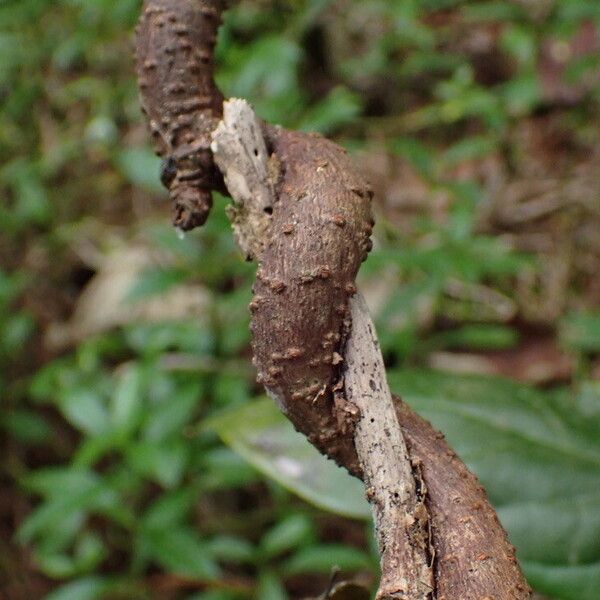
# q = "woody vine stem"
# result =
<box><xmin>135</xmin><ymin>2</ymin><xmax>531</xmax><ymax>599</ymax></box>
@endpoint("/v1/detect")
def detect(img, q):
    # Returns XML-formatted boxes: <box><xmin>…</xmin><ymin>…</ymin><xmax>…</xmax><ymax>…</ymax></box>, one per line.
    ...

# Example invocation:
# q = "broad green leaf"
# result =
<box><xmin>22</xmin><ymin>467</ymin><xmax>100</xmax><ymax>499</ymax></box>
<box><xmin>389</xmin><ymin>370</ymin><xmax>600</xmax><ymax>505</ymax></box>
<box><xmin>57</xmin><ymin>389</ymin><xmax>109</xmax><ymax>436</ymax></box>
<box><xmin>521</xmin><ymin>561</ymin><xmax>600</xmax><ymax>599</ymax></box>
<box><xmin>209</xmin><ymin>371</ymin><xmax>600</xmax><ymax>600</ymax></box>
<box><xmin>205</xmin><ymin>400</ymin><xmax>370</xmax><ymax>519</ymax></box>
<box><xmin>397</xmin><ymin>372</ymin><xmax>600</xmax><ymax>600</ymax></box>
<box><xmin>206</xmin><ymin>535</ymin><xmax>255</xmax><ymax>564</ymax></box>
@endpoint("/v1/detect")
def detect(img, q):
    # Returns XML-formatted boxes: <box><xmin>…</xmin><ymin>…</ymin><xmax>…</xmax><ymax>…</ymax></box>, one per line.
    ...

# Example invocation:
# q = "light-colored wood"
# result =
<box><xmin>346</xmin><ymin>293</ymin><xmax>433</xmax><ymax>599</ymax></box>
<box><xmin>211</xmin><ymin>98</ymin><xmax>277</xmax><ymax>260</ymax></box>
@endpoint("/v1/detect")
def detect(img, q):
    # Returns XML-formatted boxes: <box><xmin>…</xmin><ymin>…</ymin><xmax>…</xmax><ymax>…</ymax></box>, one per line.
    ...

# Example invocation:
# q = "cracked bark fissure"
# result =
<box><xmin>135</xmin><ymin>3</ymin><xmax>532</xmax><ymax>599</ymax></box>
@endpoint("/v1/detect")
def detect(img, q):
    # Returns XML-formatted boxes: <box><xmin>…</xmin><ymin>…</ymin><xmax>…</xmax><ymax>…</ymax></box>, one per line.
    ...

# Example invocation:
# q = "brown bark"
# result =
<box><xmin>396</xmin><ymin>397</ymin><xmax>531</xmax><ymax>599</ymax></box>
<box><xmin>251</xmin><ymin>126</ymin><xmax>373</xmax><ymax>475</ymax></box>
<box><xmin>135</xmin><ymin>0</ymin><xmax>226</xmax><ymax>230</ymax></box>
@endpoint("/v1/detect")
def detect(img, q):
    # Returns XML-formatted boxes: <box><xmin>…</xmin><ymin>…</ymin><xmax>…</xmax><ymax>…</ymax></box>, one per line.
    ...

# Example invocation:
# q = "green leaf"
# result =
<box><xmin>432</xmin><ymin>324</ymin><xmax>519</xmax><ymax>350</ymax></box>
<box><xmin>217</xmin><ymin>34</ymin><xmax>303</xmax><ymax>125</ymax></box>
<box><xmin>1</xmin><ymin>409</ymin><xmax>51</xmax><ymax>443</ymax></box>
<box><xmin>142</xmin><ymin>488</ymin><xmax>195</xmax><ymax>530</ymax></box>
<box><xmin>142</xmin><ymin>528</ymin><xmax>220</xmax><ymax>580</ymax></box>
<box><xmin>18</xmin><ymin>478</ymin><xmax>118</xmax><ymax>546</ymax></box>
<box><xmin>560</xmin><ymin>312</ymin><xmax>600</xmax><ymax>353</ymax></box>
<box><xmin>114</xmin><ymin>147</ymin><xmax>164</xmax><ymax>194</ymax></box>
<box><xmin>125</xmin><ymin>267</ymin><xmax>188</xmax><ymax>304</ymax></box>
<box><xmin>143</xmin><ymin>381</ymin><xmax>200</xmax><ymax>442</ymax></box>
<box><xmin>391</xmin><ymin>370</ymin><xmax>600</xmax><ymax>600</ymax></box>
<box><xmin>110</xmin><ymin>363</ymin><xmax>143</xmax><ymax>434</ymax></box>
<box><xmin>125</xmin><ymin>440</ymin><xmax>189</xmax><ymax>488</ymax></box>
<box><xmin>462</xmin><ymin>1</ymin><xmax>525</xmax><ymax>21</ymax></box>
<box><xmin>521</xmin><ymin>561</ymin><xmax>600</xmax><ymax>599</ymax></box>
<box><xmin>209</xmin><ymin>370</ymin><xmax>600</xmax><ymax>600</ymax></box>
<box><xmin>43</xmin><ymin>577</ymin><xmax>110</xmax><ymax>600</ymax></box>
<box><xmin>36</xmin><ymin>533</ymin><xmax>106</xmax><ymax>578</ymax></box>
<box><xmin>205</xmin><ymin>400</ymin><xmax>370</xmax><ymax>519</ymax></box>
<box><xmin>574</xmin><ymin>382</ymin><xmax>600</xmax><ymax>427</ymax></box>
<box><xmin>441</xmin><ymin>135</ymin><xmax>497</xmax><ymax>166</ymax></box>
<box><xmin>260</xmin><ymin>514</ymin><xmax>315</xmax><ymax>559</ymax></box>
<box><xmin>501</xmin><ymin>73</ymin><xmax>541</xmax><ymax>116</ymax></box>
<box><xmin>187</xmin><ymin>592</ymin><xmax>242</xmax><ymax>600</ymax></box>
<box><xmin>200</xmin><ymin>447</ymin><xmax>259</xmax><ymax>491</ymax></box>
<box><xmin>257</xmin><ymin>570</ymin><xmax>288</xmax><ymax>600</ymax></box>
<box><xmin>22</xmin><ymin>467</ymin><xmax>100</xmax><ymax>499</ymax></box>
<box><xmin>282</xmin><ymin>545</ymin><xmax>372</xmax><ymax>575</ymax></box>
<box><xmin>57</xmin><ymin>389</ymin><xmax>109</xmax><ymax>436</ymax></box>
<box><xmin>299</xmin><ymin>86</ymin><xmax>362</xmax><ymax>134</ymax></box>
<box><xmin>1</xmin><ymin>312</ymin><xmax>35</xmax><ymax>354</ymax></box>
<box><xmin>206</xmin><ymin>535</ymin><xmax>255</xmax><ymax>564</ymax></box>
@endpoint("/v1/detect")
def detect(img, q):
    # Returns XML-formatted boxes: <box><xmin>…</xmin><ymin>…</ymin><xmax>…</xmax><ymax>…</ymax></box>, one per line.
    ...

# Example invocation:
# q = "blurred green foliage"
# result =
<box><xmin>209</xmin><ymin>370</ymin><xmax>600</xmax><ymax>600</ymax></box>
<box><xmin>1</xmin><ymin>0</ymin><xmax>599</xmax><ymax>599</ymax></box>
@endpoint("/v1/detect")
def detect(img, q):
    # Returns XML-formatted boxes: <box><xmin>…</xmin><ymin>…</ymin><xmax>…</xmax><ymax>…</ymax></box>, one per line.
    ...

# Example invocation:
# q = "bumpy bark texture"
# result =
<box><xmin>396</xmin><ymin>399</ymin><xmax>530</xmax><ymax>600</ymax></box>
<box><xmin>135</xmin><ymin>0</ymin><xmax>226</xmax><ymax>230</ymax></box>
<box><xmin>250</xmin><ymin>126</ymin><xmax>374</xmax><ymax>474</ymax></box>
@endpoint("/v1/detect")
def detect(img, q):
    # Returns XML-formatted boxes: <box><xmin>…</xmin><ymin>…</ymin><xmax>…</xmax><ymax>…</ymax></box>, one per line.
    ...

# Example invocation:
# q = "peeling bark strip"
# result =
<box><xmin>345</xmin><ymin>293</ymin><xmax>433</xmax><ymax>600</ymax></box>
<box><xmin>211</xmin><ymin>100</ymin><xmax>279</xmax><ymax>261</ymax></box>
<box><xmin>135</xmin><ymin>0</ymin><xmax>226</xmax><ymax>231</ymax></box>
<box><xmin>134</xmin><ymin>3</ymin><xmax>532</xmax><ymax>599</ymax></box>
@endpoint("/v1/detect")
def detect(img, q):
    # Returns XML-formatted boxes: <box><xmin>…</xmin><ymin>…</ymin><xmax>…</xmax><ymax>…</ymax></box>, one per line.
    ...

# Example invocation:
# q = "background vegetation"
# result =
<box><xmin>1</xmin><ymin>1</ymin><xmax>600</xmax><ymax>599</ymax></box>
